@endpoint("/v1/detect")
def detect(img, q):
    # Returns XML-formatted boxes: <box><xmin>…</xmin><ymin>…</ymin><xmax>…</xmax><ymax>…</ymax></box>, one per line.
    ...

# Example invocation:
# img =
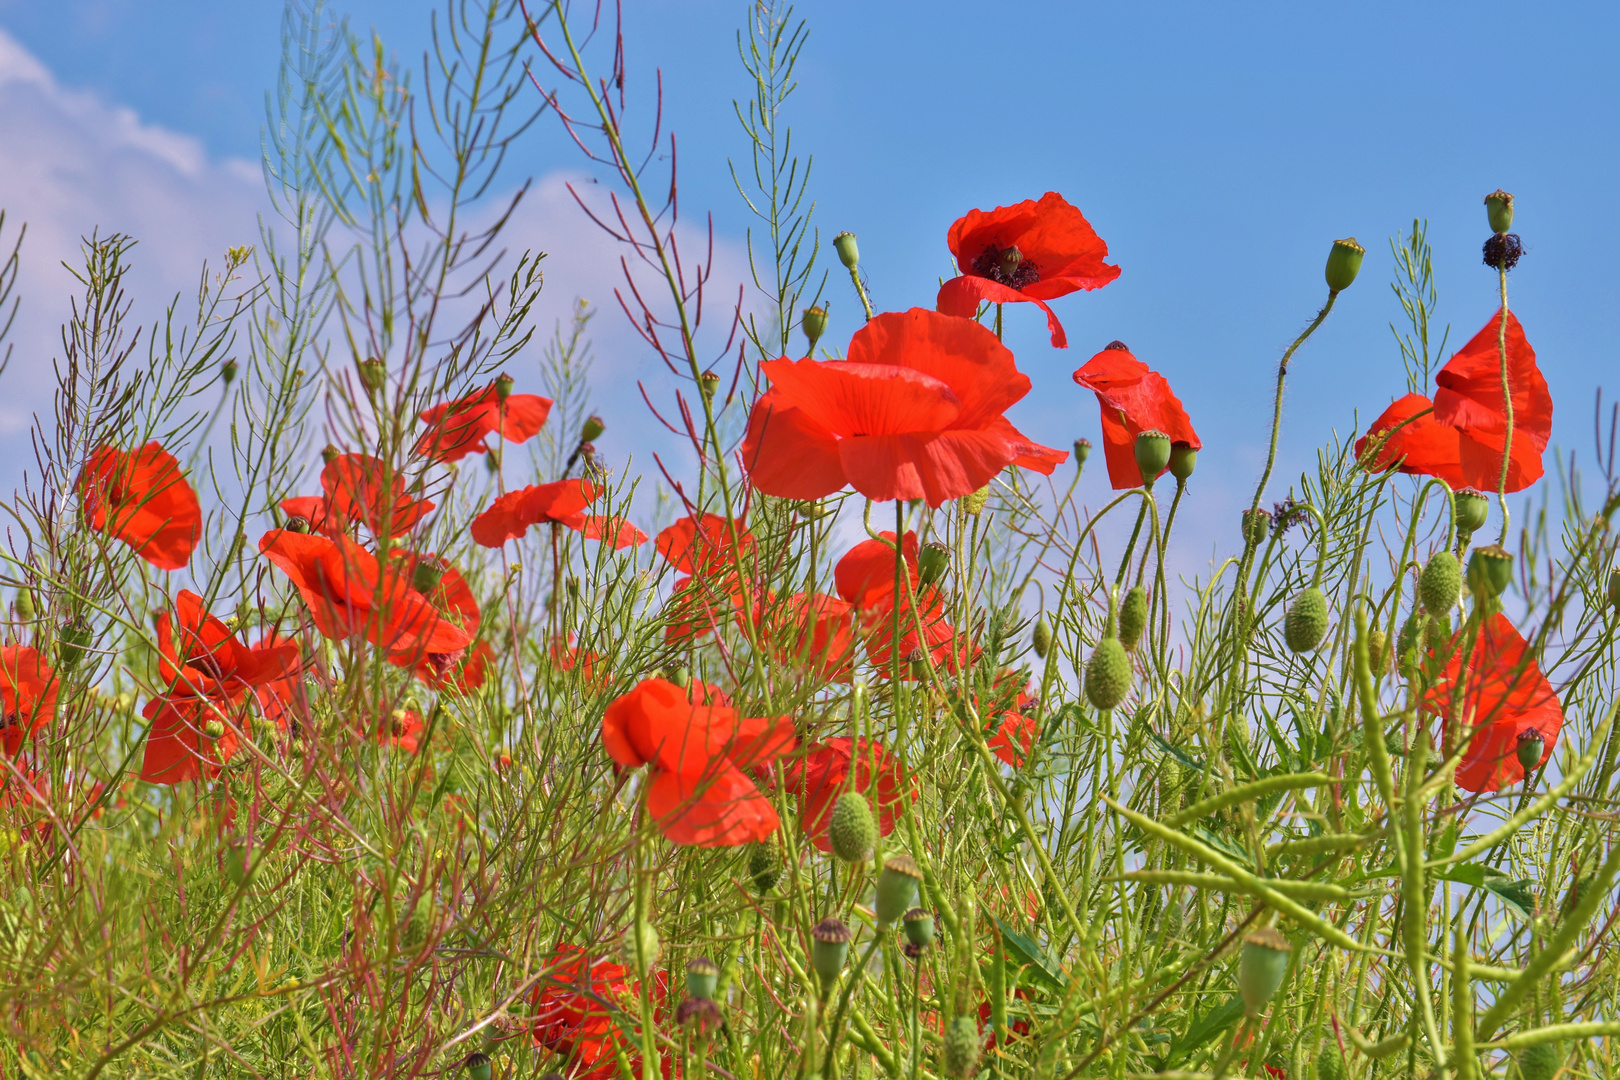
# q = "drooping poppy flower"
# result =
<box><xmin>601</xmin><ymin>677</ymin><xmax>794</xmax><ymax>847</ymax></box>
<box><xmin>0</xmin><ymin>646</ymin><xmax>57</xmax><ymax>756</ymax></box>
<box><xmin>1423</xmin><ymin>612</ymin><xmax>1564</xmax><ymax>793</ymax></box>
<box><xmin>530</xmin><ymin>943</ymin><xmax>669</xmax><ymax>1080</ymax></box>
<box><xmin>385</xmin><ymin>553</ymin><xmax>482</xmax><ymax>682</ymax></box>
<box><xmin>1358</xmin><ymin>309</ymin><xmax>1552</xmax><ymax>493</ymax></box>
<box><xmin>935</xmin><ymin>192</ymin><xmax>1121</xmax><ymax>349</ymax></box>
<box><xmin>77</xmin><ymin>442</ymin><xmax>202</xmax><ymax>570</ymax></box>
<box><xmin>415</xmin><ymin>376</ymin><xmax>553</xmax><ymax>463</ymax></box>
<box><xmin>741</xmin><ymin>308</ymin><xmax>1066</xmax><ymax>507</ymax></box>
<box><xmin>656</xmin><ymin>514</ymin><xmax>756</xmax><ymax>644</ymax></box>
<box><xmin>1072</xmin><ymin>343</ymin><xmax>1202</xmax><ymax>490</ymax></box>
<box><xmin>470</xmin><ymin>480</ymin><xmax>598</xmax><ymax>547</ymax></box>
<box><xmin>280</xmin><ymin>454</ymin><xmax>434</xmax><ymax>539</ymax></box>
<box><xmin>258</xmin><ymin>530</ymin><xmax>474</xmax><ymax>657</ymax></box>
<box><xmin>783</xmin><ymin>737</ymin><xmax>917</xmax><ymax>853</ymax></box>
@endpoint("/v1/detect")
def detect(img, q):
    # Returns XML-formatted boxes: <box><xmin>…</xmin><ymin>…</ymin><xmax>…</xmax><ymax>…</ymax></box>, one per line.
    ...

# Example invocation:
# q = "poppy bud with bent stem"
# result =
<box><xmin>829</xmin><ymin>791</ymin><xmax>877</xmax><ymax>862</ymax></box>
<box><xmin>748</xmin><ymin>840</ymin><xmax>782</xmax><ymax>894</ymax></box>
<box><xmin>802</xmin><ymin>305</ymin><xmax>828</xmax><ymax>352</ymax></box>
<box><xmin>1086</xmin><ymin>636</ymin><xmax>1131</xmax><ymax>711</ymax></box>
<box><xmin>1324</xmin><ymin>237</ymin><xmax>1365</xmax><ymax>294</ymax></box>
<box><xmin>875</xmin><ymin>853</ymin><xmax>922</xmax><ymax>927</ymax></box>
<box><xmin>1133</xmin><ymin>429</ymin><xmax>1171</xmax><ymax>487</ymax></box>
<box><xmin>1239</xmin><ymin>926</ymin><xmax>1291</xmax><ymax>1015</ymax></box>
<box><xmin>1368</xmin><ymin>628</ymin><xmax>1389</xmax><ymax>677</ymax></box>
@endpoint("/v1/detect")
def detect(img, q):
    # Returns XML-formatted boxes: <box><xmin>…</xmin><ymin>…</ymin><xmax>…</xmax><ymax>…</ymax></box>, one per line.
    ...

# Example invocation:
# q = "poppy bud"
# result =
<box><xmin>1454</xmin><ymin>489</ymin><xmax>1491</xmax><ymax>539</ymax></box>
<box><xmin>581</xmin><ymin>415</ymin><xmax>606</xmax><ymax>443</ymax></box>
<box><xmin>1169</xmin><ymin>444</ymin><xmax>1197</xmax><ymax>482</ymax></box>
<box><xmin>57</xmin><ymin>617</ymin><xmax>93</xmax><ymax>671</ymax></box>
<box><xmin>829</xmin><ymin>791</ymin><xmax>877</xmax><ymax>862</ymax></box>
<box><xmin>875</xmin><ymin>853</ymin><xmax>922</xmax><ymax>927</ymax></box>
<box><xmin>1368</xmin><ymin>629</ymin><xmax>1389</xmax><ymax>677</ymax></box>
<box><xmin>13</xmin><ymin>588</ymin><xmax>34</xmax><ymax>622</ymax></box>
<box><xmin>1239</xmin><ymin>926</ymin><xmax>1291</xmax><ymax>1015</ymax></box>
<box><xmin>1032</xmin><ymin>617</ymin><xmax>1052</xmax><ymax>659</ymax></box>
<box><xmin>357</xmin><ymin>357</ymin><xmax>386</xmax><ymax>392</ymax></box>
<box><xmin>1085</xmin><ymin>637</ymin><xmax>1132</xmax><ymax>711</ymax></box>
<box><xmin>1133</xmin><ymin>430</ymin><xmax>1172</xmax><ymax>487</ymax></box>
<box><xmin>834</xmin><ymin>232</ymin><xmax>859</xmax><ymax>270</ymax></box>
<box><xmin>997</xmin><ymin>245</ymin><xmax>1023</xmax><ymax>278</ymax></box>
<box><xmin>1516</xmin><ymin>728</ymin><xmax>1546</xmax><ymax>775</ymax></box>
<box><xmin>463</xmin><ymin>1053</ymin><xmax>493</xmax><ymax>1080</ymax></box>
<box><xmin>484</xmin><ymin>446</ymin><xmax>501</xmax><ymax>473</ymax></box>
<box><xmin>411</xmin><ymin>561</ymin><xmax>444</xmax><ymax>595</ymax></box>
<box><xmin>1118</xmin><ymin>586</ymin><xmax>1149</xmax><ymax>651</ymax></box>
<box><xmin>1419</xmin><ymin>551</ymin><xmax>1462</xmax><ymax>616</ymax></box>
<box><xmin>1517</xmin><ymin>1042</ymin><xmax>1564</xmax><ymax>1080</ymax></box>
<box><xmin>748</xmin><ymin>840</ymin><xmax>782</xmax><ymax>894</ymax></box>
<box><xmin>1324</xmin><ymin>237</ymin><xmax>1365</xmax><ymax>294</ymax></box>
<box><xmin>943</xmin><ymin>1015</ymin><xmax>981</xmax><ymax>1079</ymax></box>
<box><xmin>203</xmin><ymin>718</ymin><xmax>226</xmax><ymax>740</ymax></box>
<box><xmin>1466</xmin><ymin>544</ymin><xmax>1514</xmax><ymax>599</ymax></box>
<box><xmin>902</xmin><ymin>907</ymin><xmax>935</xmax><ymax>949</ymax></box>
<box><xmin>1317</xmin><ymin>1043</ymin><xmax>1347</xmax><ymax>1080</ymax></box>
<box><xmin>917</xmin><ymin>542</ymin><xmax>949</xmax><ymax>587</ymax></box>
<box><xmin>1074</xmin><ymin>438</ymin><xmax>1092</xmax><ymax>468</ymax></box>
<box><xmin>1285</xmin><ymin>587</ymin><xmax>1330</xmax><ymax>653</ymax></box>
<box><xmin>1241</xmin><ymin>508</ymin><xmax>1272</xmax><ymax>549</ymax></box>
<box><xmin>495</xmin><ymin>373</ymin><xmax>515</xmax><ymax>403</ymax></box>
<box><xmin>1607</xmin><ymin>567</ymin><xmax>1619</xmax><ymax>611</ymax></box>
<box><xmin>1396</xmin><ymin>611</ymin><xmax>1422</xmax><ymax>678</ymax></box>
<box><xmin>1485</xmin><ymin>189</ymin><xmax>1515</xmax><ymax>235</ymax></box>
<box><xmin>810</xmin><ymin>916</ymin><xmax>852</xmax><ymax>984</ymax></box>
<box><xmin>686</xmin><ymin>955</ymin><xmax>720</xmax><ymax>1001</ymax></box>
<box><xmin>961</xmin><ymin>486</ymin><xmax>990</xmax><ymax>516</ymax></box>
<box><xmin>802</xmin><ymin>305</ymin><xmax>828</xmax><ymax>352</ymax></box>
<box><xmin>699</xmin><ymin>370</ymin><xmax>721</xmax><ymax>404</ymax></box>
<box><xmin>221</xmin><ymin>358</ymin><xmax>239</xmax><ymax>385</ymax></box>
<box><xmin>321</xmin><ymin>443</ymin><xmax>341</xmax><ymax>465</ymax></box>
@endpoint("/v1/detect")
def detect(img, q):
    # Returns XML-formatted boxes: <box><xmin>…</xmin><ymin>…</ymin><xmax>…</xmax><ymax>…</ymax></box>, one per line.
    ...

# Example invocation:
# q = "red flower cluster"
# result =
<box><xmin>936</xmin><ymin>192</ymin><xmax>1120</xmax><ymax>349</ymax></box>
<box><xmin>77</xmin><ymin>442</ymin><xmax>202</xmax><ymax>570</ymax></box>
<box><xmin>1357</xmin><ymin>309</ymin><xmax>1552</xmax><ymax>492</ymax></box>
<box><xmin>783</xmin><ymin>737</ymin><xmax>916</xmax><ymax>854</ymax></box>
<box><xmin>602</xmin><ymin>677</ymin><xmax>794</xmax><ymax>846</ymax></box>
<box><xmin>531</xmin><ymin>943</ymin><xmax>667</xmax><ymax>1080</ymax></box>
<box><xmin>281</xmin><ymin>453</ymin><xmax>434</xmax><ymax>539</ymax></box>
<box><xmin>1073</xmin><ymin>343</ymin><xmax>1201</xmax><ymax>490</ymax></box>
<box><xmin>415</xmin><ymin>376</ymin><xmax>553</xmax><ymax>463</ymax></box>
<box><xmin>742</xmin><ymin>308</ymin><xmax>1064</xmax><ymax>507</ymax></box>
<box><xmin>657</xmin><ymin>514</ymin><xmax>755</xmax><ymax>644</ymax></box>
<box><xmin>471</xmin><ymin>479</ymin><xmax>645</xmax><ymax>550</ymax></box>
<box><xmin>388</xmin><ymin>552</ymin><xmax>490</xmax><ymax>691</ymax></box>
<box><xmin>835</xmin><ymin>531</ymin><xmax>975</xmax><ymax>674</ymax></box>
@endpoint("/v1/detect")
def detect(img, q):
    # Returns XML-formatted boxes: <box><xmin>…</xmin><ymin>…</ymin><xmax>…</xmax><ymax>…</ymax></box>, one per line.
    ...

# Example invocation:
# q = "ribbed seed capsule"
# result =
<box><xmin>1134</xmin><ymin>430</ymin><xmax>1172</xmax><ymax>486</ymax></box>
<box><xmin>1284</xmin><ymin>587</ymin><xmax>1329</xmax><ymax>653</ymax></box>
<box><xmin>828</xmin><ymin>791</ymin><xmax>877</xmax><ymax>862</ymax></box>
<box><xmin>686</xmin><ymin>956</ymin><xmax>720</xmax><ymax>1001</ymax></box>
<box><xmin>942</xmin><ymin>1015</ymin><xmax>981</xmax><ymax>1079</ymax></box>
<box><xmin>875</xmin><ymin>853</ymin><xmax>922</xmax><ymax>926</ymax></box>
<box><xmin>1085</xmin><ymin>637</ymin><xmax>1132</xmax><ymax>711</ymax></box>
<box><xmin>1467</xmin><ymin>544</ymin><xmax>1515</xmax><ymax>598</ymax></box>
<box><xmin>1454</xmin><ymin>488</ymin><xmax>1491</xmax><ymax>538</ymax></box>
<box><xmin>1239</xmin><ymin>926</ymin><xmax>1291</xmax><ymax>1015</ymax></box>
<box><xmin>1118</xmin><ymin>586</ymin><xmax>1149</xmax><ymax>650</ymax></box>
<box><xmin>463</xmin><ymin>1052</ymin><xmax>492</xmax><ymax>1080</ymax></box>
<box><xmin>810</xmin><ymin>917</ymin><xmax>852</xmax><ymax>984</ymax></box>
<box><xmin>1419</xmin><ymin>551</ymin><xmax>1462</xmax><ymax>616</ymax></box>
<box><xmin>901</xmin><ymin>907</ymin><xmax>935</xmax><ymax>948</ymax></box>
<box><xmin>1324</xmin><ymin>237</ymin><xmax>1365</xmax><ymax>293</ymax></box>
<box><xmin>1031</xmin><ymin>617</ymin><xmax>1052</xmax><ymax>659</ymax></box>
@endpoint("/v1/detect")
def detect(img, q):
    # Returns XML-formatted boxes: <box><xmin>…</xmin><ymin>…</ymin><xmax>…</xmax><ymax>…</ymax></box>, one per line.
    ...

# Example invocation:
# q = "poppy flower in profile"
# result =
<box><xmin>656</xmin><ymin>514</ymin><xmax>756</xmax><ymax>644</ymax></box>
<box><xmin>470</xmin><ymin>480</ymin><xmax>598</xmax><ymax>547</ymax></box>
<box><xmin>415</xmin><ymin>376</ymin><xmax>553</xmax><ymax>463</ymax></box>
<box><xmin>280</xmin><ymin>454</ymin><xmax>434</xmax><ymax>539</ymax></box>
<box><xmin>741</xmin><ymin>308</ymin><xmax>1066</xmax><ymax>507</ymax></box>
<box><xmin>386</xmin><ymin>553</ymin><xmax>482</xmax><ymax>682</ymax></box>
<box><xmin>0</xmin><ymin>646</ymin><xmax>57</xmax><ymax>756</ymax></box>
<box><xmin>783</xmin><ymin>737</ymin><xmax>917</xmax><ymax>853</ymax></box>
<box><xmin>601</xmin><ymin>677</ymin><xmax>794</xmax><ymax>847</ymax></box>
<box><xmin>530</xmin><ymin>943</ymin><xmax>669</xmax><ymax>1080</ymax></box>
<box><xmin>834</xmin><ymin>531</ymin><xmax>975</xmax><ymax>675</ymax></box>
<box><xmin>77</xmin><ymin>442</ymin><xmax>202</xmax><ymax>570</ymax></box>
<box><xmin>1073</xmin><ymin>343</ymin><xmax>1202</xmax><ymax>490</ymax></box>
<box><xmin>1357</xmin><ymin>309</ymin><xmax>1552</xmax><ymax>492</ymax></box>
<box><xmin>936</xmin><ymin>192</ymin><xmax>1121</xmax><ymax>349</ymax></box>
<box><xmin>258</xmin><ymin>530</ymin><xmax>474</xmax><ymax>657</ymax></box>
<box><xmin>1424</xmin><ymin>612</ymin><xmax>1564</xmax><ymax>793</ymax></box>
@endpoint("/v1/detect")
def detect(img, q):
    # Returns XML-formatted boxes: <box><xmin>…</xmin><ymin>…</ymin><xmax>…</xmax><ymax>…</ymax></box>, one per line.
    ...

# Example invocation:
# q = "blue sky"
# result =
<box><xmin>1</xmin><ymin>0</ymin><xmax>1617</xmax><ymax>554</ymax></box>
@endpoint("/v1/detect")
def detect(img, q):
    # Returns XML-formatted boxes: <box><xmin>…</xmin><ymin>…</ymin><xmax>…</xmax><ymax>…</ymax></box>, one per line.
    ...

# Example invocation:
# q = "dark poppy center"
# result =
<box><xmin>188</xmin><ymin>651</ymin><xmax>225</xmax><ymax>679</ymax></box>
<box><xmin>970</xmin><ymin>243</ymin><xmax>1041</xmax><ymax>290</ymax></box>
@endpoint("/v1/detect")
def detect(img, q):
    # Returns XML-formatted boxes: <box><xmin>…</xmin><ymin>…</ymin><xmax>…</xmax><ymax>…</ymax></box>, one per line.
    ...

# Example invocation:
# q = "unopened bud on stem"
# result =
<box><xmin>802</xmin><ymin>305</ymin><xmax>828</xmax><ymax>353</ymax></box>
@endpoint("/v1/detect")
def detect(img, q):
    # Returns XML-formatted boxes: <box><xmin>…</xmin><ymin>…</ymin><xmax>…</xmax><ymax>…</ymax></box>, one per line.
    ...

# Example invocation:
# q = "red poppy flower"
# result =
<box><xmin>258</xmin><ymin>531</ymin><xmax>474</xmax><ymax>657</ymax></box>
<box><xmin>1072</xmin><ymin>343</ymin><xmax>1202</xmax><ymax>490</ymax></box>
<box><xmin>0</xmin><ymin>646</ymin><xmax>57</xmax><ymax>756</ymax></box>
<box><xmin>378</xmin><ymin>707</ymin><xmax>426</xmax><ymax>753</ymax></box>
<box><xmin>470</xmin><ymin>480</ymin><xmax>599</xmax><ymax>547</ymax></box>
<box><xmin>783</xmin><ymin>737</ymin><xmax>917</xmax><ymax>853</ymax></box>
<box><xmin>656</xmin><ymin>515</ymin><xmax>756</xmax><ymax>644</ymax></box>
<box><xmin>935</xmin><ymin>192</ymin><xmax>1120</xmax><ymax>349</ymax></box>
<box><xmin>254</xmin><ymin>634</ymin><xmax>308</xmax><ymax>734</ymax></box>
<box><xmin>1357</xmin><ymin>309</ymin><xmax>1551</xmax><ymax>493</ymax></box>
<box><xmin>601</xmin><ymin>677</ymin><xmax>794</xmax><ymax>847</ymax></box>
<box><xmin>985</xmin><ymin>678</ymin><xmax>1039</xmax><ymax>767</ymax></box>
<box><xmin>415</xmin><ymin>376</ymin><xmax>553</xmax><ymax>463</ymax></box>
<box><xmin>1423</xmin><ymin>612</ymin><xmax>1564</xmax><ymax>793</ymax></box>
<box><xmin>835</xmin><ymin>532</ymin><xmax>974</xmax><ymax>675</ymax></box>
<box><xmin>744</xmin><ymin>591</ymin><xmax>857</xmax><ymax>684</ymax></box>
<box><xmin>385</xmin><ymin>553</ymin><xmax>482</xmax><ymax>681</ymax></box>
<box><xmin>530</xmin><ymin>943</ymin><xmax>668</xmax><ymax>1080</ymax></box>
<box><xmin>741</xmin><ymin>308</ymin><xmax>1066</xmax><ymax>507</ymax></box>
<box><xmin>77</xmin><ymin>442</ymin><xmax>202</xmax><ymax>570</ymax></box>
<box><xmin>580</xmin><ymin>515</ymin><xmax>649</xmax><ymax>550</ymax></box>
<box><xmin>280</xmin><ymin>454</ymin><xmax>434</xmax><ymax>539</ymax></box>
<box><xmin>977</xmin><ymin>990</ymin><xmax>1035</xmax><ymax>1050</ymax></box>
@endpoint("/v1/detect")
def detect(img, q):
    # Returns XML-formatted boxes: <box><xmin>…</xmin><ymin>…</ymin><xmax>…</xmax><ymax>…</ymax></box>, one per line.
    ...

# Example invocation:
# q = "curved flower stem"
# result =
<box><xmin>850</xmin><ymin>265</ymin><xmax>874</xmax><ymax>323</ymax></box>
<box><xmin>1494</xmin><ymin>267</ymin><xmax>1514</xmax><ymax>544</ymax></box>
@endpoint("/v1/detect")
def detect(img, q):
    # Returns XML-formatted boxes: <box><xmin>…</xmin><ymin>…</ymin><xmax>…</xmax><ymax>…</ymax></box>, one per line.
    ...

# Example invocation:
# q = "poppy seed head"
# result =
<box><xmin>971</xmin><ymin>243</ymin><xmax>1041</xmax><ymax>290</ymax></box>
<box><xmin>1483</xmin><ymin>233</ymin><xmax>1523</xmax><ymax>271</ymax></box>
<box><xmin>1104</xmin><ymin>340</ymin><xmax>1130</xmax><ymax>351</ymax></box>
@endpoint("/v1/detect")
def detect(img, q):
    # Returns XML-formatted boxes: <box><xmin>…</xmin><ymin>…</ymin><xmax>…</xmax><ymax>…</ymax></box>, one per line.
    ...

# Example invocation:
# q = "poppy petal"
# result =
<box><xmin>936</xmin><ymin>275</ymin><xmax>1068</xmax><ymax>349</ymax></box>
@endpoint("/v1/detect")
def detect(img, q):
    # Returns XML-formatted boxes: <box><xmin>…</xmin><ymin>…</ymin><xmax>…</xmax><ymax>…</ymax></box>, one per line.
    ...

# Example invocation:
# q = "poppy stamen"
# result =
<box><xmin>971</xmin><ymin>243</ymin><xmax>1041</xmax><ymax>290</ymax></box>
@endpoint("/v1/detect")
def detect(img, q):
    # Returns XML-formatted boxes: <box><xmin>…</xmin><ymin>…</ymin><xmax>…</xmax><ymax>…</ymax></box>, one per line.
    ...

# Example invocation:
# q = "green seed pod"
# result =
<box><xmin>494</xmin><ymin>373</ymin><xmax>516</xmax><ymax>403</ymax></box>
<box><xmin>1368</xmin><ymin>628</ymin><xmax>1389</xmax><ymax>677</ymax></box>
<box><xmin>748</xmin><ymin>840</ymin><xmax>782</xmax><ymax>894</ymax></box>
<box><xmin>1454</xmin><ymin>488</ymin><xmax>1490</xmax><ymax>536</ymax></box>
<box><xmin>620</xmin><ymin>922</ymin><xmax>661</xmax><ymax>971</ymax></box>
<box><xmin>484</xmin><ymin>446</ymin><xmax>502</xmax><ymax>473</ymax></box>
<box><xmin>1239</xmin><ymin>926</ymin><xmax>1291</xmax><ymax>1015</ymax></box>
<box><xmin>1516</xmin><ymin>728</ymin><xmax>1546</xmax><ymax>775</ymax></box>
<box><xmin>801</xmin><ymin>305</ymin><xmax>828</xmax><ymax>353</ymax></box>
<box><xmin>1419</xmin><ymin>550</ymin><xmax>1462</xmax><ymax>616</ymax></box>
<box><xmin>810</xmin><ymin>916</ymin><xmax>852</xmax><ymax>984</ymax></box>
<box><xmin>1241</xmin><ymin>508</ymin><xmax>1272</xmax><ymax>549</ymax></box>
<box><xmin>1607</xmin><ymin>567</ymin><xmax>1619</xmax><ymax>611</ymax></box>
<box><xmin>1316</xmin><ymin>1043</ymin><xmax>1346</xmax><ymax>1080</ymax></box>
<box><xmin>1118</xmin><ymin>586</ymin><xmax>1149</xmax><ymax>651</ymax></box>
<box><xmin>902</xmin><ymin>907</ymin><xmax>935</xmax><ymax>949</ymax></box>
<box><xmin>833</xmin><ymin>232</ymin><xmax>860</xmax><ymax>269</ymax></box>
<box><xmin>57</xmin><ymin>617</ymin><xmax>93</xmax><ymax>671</ymax></box>
<box><xmin>961</xmin><ymin>486</ymin><xmax>990</xmax><ymax>516</ymax></box>
<box><xmin>1485</xmin><ymin>189</ymin><xmax>1516</xmax><ymax>235</ymax></box>
<box><xmin>13</xmin><ymin>588</ymin><xmax>34</xmax><ymax>622</ymax></box>
<box><xmin>1085</xmin><ymin>637</ymin><xmax>1132</xmax><ymax>711</ymax></box>
<box><xmin>875</xmin><ymin>853</ymin><xmax>922</xmax><ymax>927</ymax></box>
<box><xmin>1031</xmin><ymin>617</ymin><xmax>1052</xmax><ymax>659</ymax></box>
<box><xmin>829</xmin><ymin>791</ymin><xmax>877</xmax><ymax>862</ymax></box>
<box><xmin>699</xmin><ymin>370</ymin><xmax>721</xmax><ymax>405</ymax></box>
<box><xmin>1466</xmin><ymin>544</ymin><xmax>1515</xmax><ymax>599</ymax></box>
<box><xmin>463</xmin><ymin>1053</ymin><xmax>493</xmax><ymax>1080</ymax></box>
<box><xmin>942</xmin><ymin>1015</ymin><xmax>981</xmax><ymax>1079</ymax></box>
<box><xmin>665</xmin><ymin>665</ymin><xmax>691</xmax><ymax>689</ymax></box>
<box><xmin>412</xmin><ymin>560</ymin><xmax>444</xmax><ymax>595</ymax></box>
<box><xmin>1168</xmin><ymin>444</ymin><xmax>1197</xmax><ymax>482</ymax></box>
<box><xmin>581</xmin><ymin>415</ymin><xmax>606</xmax><ymax>443</ymax></box>
<box><xmin>356</xmin><ymin>357</ymin><xmax>387</xmax><ymax>392</ymax></box>
<box><xmin>1284</xmin><ymin>587</ymin><xmax>1330</xmax><ymax>653</ymax></box>
<box><xmin>917</xmin><ymin>542</ymin><xmax>950</xmax><ymax>588</ymax></box>
<box><xmin>1516</xmin><ymin>1041</ymin><xmax>1563</xmax><ymax>1080</ymax></box>
<box><xmin>1324</xmin><ymin>237</ymin><xmax>1365</xmax><ymax>294</ymax></box>
<box><xmin>1134</xmin><ymin>429</ymin><xmax>1172</xmax><ymax>486</ymax></box>
<box><xmin>686</xmin><ymin>956</ymin><xmax>719</xmax><ymax>1001</ymax></box>
<box><xmin>1073</xmin><ymin>438</ymin><xmax>1092</xmax><ymax>469</ymax></box>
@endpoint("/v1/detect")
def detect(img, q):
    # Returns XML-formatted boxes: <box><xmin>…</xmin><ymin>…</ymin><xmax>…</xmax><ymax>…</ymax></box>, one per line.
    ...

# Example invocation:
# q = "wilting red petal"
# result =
<box><xmin>1073</xmin><ymin>347</ymin><xmax>1201</xmax><ymax>490</ymax></box>
<box><xmin>0</xmin><ymin>645</ymin><xmax>57</xmax><ymax>756</ymax></box>
<box><xmin>470</xmin><ymin>480</ymin><xmax>598</xmax><ymax>547</ymax></box>
<box><xmin>936</xmin><ymin>274</ymin><xmax>1069</xmax><ymax>348</ymax></box>
<box><xmin>1355</xmin><ymin>393</ymin><xmax>1465</xmax><ymax>484</ymax></box>
<box><xmin>1432</xmin><ymin>309</ymin><xmax>1552</xmax><ymax>493</ymax></box>
<box><xmin>77</xmin><ymin>442</ymin><xmax>202</xmax><ymax>570</ymax></box>
<box><xmin>983</xmin><ymin>416</ymin><xmax>1067</xmax><ymax>474</ymax></box>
